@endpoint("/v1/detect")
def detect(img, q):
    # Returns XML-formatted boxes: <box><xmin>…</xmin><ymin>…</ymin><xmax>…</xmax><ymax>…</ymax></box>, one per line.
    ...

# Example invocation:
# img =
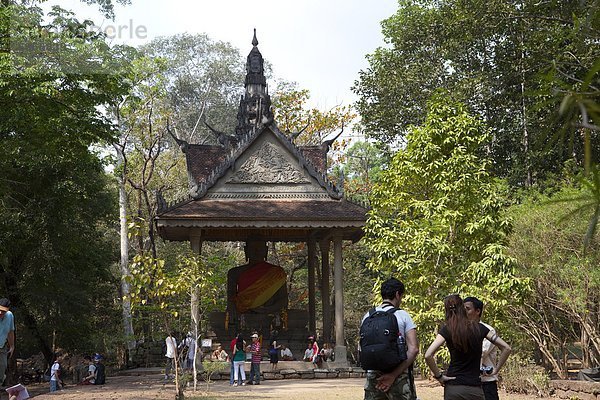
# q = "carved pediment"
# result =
<box><xmin>228</xmin><ymin>142</ymin><xmax>309</xmax><ymax>184</ymax></box>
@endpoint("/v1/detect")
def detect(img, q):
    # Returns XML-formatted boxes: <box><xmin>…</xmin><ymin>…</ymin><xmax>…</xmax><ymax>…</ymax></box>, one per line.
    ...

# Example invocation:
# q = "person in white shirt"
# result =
<box><xmin>81</xmin><ymin>355</ymin><xmax>96</xmax><ymax>385</ymax></box>
<box><xmin>179</xmin><ymin>332</ymin><xmax>197</xmax><ymax>372</ymax></box>
<box><xmin>49</xmin><ymin>354</ymin><xmax>61</xmax><ymax>392</ymax></box>
<box><xmin>280</xmin><ymin>344</ymin><xmax>294</xmax><ymax>361</ymax></box>
<box><xmin>361</xmin><ymin>278</ymin><xmax>419</xmax><ymax>400</ymax></box>
<box><xmin>302</xmin><ymin>343</ymin><xmax>313</xmax><ymax>362</ymax></box>
<box><xmin>164</xmin><ymin>334</ymin><xmax>177</xmax><ymax>380</ymax></box>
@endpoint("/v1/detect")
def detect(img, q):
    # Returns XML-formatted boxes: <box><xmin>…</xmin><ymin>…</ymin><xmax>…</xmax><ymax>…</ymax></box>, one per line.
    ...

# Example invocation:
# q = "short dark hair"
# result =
<box><xmin>0</xmin><ymin>298</ymin><xmax>10</xmax><ymax>308</ymax></box>
<box><xmin>380</xmin><ymin>278</ymin><xmax>405</xmax><ymax>301</ymax></box>
<box><xmin>464</xmin><ymin>296</ymin><xmax>484</xmax><ymax>312</ymax></box>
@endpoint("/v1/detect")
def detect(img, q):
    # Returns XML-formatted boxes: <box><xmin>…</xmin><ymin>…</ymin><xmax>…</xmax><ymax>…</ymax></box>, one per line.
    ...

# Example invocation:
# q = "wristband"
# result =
<box><xmin>434</xmin><ymin>372</ymin><xmax>443</xmax><ymax>379</ymax></box>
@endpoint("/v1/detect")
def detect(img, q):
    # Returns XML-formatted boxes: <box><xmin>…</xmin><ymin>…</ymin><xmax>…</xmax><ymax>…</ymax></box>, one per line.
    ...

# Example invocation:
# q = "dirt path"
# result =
<box><xmin>20</xmin><ymin>374</ymin><xmax>553</xmax><ymax>400</ymax></box>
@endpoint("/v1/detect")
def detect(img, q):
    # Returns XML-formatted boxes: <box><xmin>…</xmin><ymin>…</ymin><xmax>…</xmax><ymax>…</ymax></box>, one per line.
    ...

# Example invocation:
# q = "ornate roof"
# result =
<box><xmin>156</xmin><ymin>32</ymin><xmax>367</xmax><ymax>243</ymax></box>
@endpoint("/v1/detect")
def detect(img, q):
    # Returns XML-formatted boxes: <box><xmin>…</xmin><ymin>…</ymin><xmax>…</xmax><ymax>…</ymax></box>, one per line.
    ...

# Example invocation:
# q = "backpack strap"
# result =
<box><xmin>368</xmin><ymin>305</ymin><xmax>398</xmax><ymax>316</ymax></box>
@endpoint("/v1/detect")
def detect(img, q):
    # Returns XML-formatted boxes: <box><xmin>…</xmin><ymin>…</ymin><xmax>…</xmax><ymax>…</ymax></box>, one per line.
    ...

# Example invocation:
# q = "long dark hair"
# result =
<box><xmin>444</xmin><ymin>294</ymin><xmax>480</xmax><ymax>352</ymax></box>
<box><xmin>236</xmin><ymin>335</ymin><xmax>244</xmax><ymax>352</ymax></box>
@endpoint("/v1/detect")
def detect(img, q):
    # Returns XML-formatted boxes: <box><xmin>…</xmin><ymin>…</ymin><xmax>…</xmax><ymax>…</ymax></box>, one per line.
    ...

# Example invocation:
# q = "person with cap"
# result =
<box><xmin>0</xmin><ymin>298</ymin><xmax>15</xmax><ymax>387</ymax></box>
<box><xmin>179</xmin><ymin>332</ymin><xmax>197</xmax><ymax>372</ymax></box>
<box><xmin>93</xmin><ymin>354</ymin><xmax>105</xmax><ymax>385</ymax></box>
<box><xmin>49</xmin><ymin>353</ymin><xmax>62</xmax><ymax>392</ymax></box>
<box><xmin>248</xmin><ymin>333</ymin><xmax>262</xmax><ymax>385</ymax></box>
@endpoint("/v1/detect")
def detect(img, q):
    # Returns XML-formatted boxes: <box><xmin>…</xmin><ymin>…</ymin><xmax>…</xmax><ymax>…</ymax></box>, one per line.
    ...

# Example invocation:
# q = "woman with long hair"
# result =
<box><xmin>425</xmin><ymin>294</ymin><xmax>511</xmax><ymax>400</ymax></box>
<box><xmin>232</xmin><ymin>334</ymin><xmax>247</xmax><ymax>386</ymax></box>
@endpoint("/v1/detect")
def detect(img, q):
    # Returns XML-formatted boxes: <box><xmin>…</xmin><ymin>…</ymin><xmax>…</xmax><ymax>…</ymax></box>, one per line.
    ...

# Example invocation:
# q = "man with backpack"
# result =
<box><xmin>360</xmin><ymin>278</ymin><xmax>419</xmax><ymax>400</ymax></box>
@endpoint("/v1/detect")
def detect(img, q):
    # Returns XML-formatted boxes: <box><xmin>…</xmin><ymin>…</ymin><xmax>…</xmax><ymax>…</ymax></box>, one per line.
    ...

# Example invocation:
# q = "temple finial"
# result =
<box><xmin>252</xmin><ymin>28</ymin><xmax>258</xmax><ymax>47</ymax></box>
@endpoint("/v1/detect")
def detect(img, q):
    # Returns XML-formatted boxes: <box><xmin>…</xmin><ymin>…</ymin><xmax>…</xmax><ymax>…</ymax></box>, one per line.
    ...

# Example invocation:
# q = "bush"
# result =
<box><xmin>501</xmin><ymin>356</ymin><xmax>550</xmax><ymax>397</ymax></box>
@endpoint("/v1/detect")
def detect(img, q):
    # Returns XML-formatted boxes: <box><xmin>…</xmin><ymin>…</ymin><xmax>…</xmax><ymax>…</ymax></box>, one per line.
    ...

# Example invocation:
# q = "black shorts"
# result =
<box><xmin>482</xmin><ymin>381</ymin><xmax>499</xmax><ymax>400</ymax></box>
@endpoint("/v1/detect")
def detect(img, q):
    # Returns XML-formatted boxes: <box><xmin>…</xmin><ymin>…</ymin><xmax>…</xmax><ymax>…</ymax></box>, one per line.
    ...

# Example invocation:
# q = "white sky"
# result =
<box><xmin>47</xmin><ymin>0</ymin><xmax>398</xmax><ymax>111</ymax></box>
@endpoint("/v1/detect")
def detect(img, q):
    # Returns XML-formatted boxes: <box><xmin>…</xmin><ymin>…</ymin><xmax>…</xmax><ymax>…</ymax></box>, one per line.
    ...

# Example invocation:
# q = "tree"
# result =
<box><xmin>272</xmin><ymin>82</ymin><xmax>355</xmax><ymax>147</ymax></box>
<box><xmin>140</xmin><ymin>33</ymin><xmax>245</xmax><ymax>144</ymax></box>
<box><xmin>127</xmin><ymin>248</ymin><xmax>234</xmax><ymax>395</ymax></box>
<box><xmin>110</xmin><ymin>35</ymin><xmax>247</xmax><ymax>352</ymax></box>
<box><xmin>508</xmin><ymin>185</ymin><xmax>600</xmax><ymax>377</ymax></box>
<box><xmin>365</xmin><ymin>93</ymin><xmax>528</xmax><ymax>358</ymax></box>
<box><xmin>354</xmin><ymin>0</ymin><xmax>600</xmax><ymax>186</ymax></box>
<box><xmin>334</xmin><ymin>140</ymin><xmax>388</xmax><ymax>204</ymax></box>
<box><xmin>0</xmin><ymin>3</ymin><xmax>130</xmax><ymax>362</ymax></box>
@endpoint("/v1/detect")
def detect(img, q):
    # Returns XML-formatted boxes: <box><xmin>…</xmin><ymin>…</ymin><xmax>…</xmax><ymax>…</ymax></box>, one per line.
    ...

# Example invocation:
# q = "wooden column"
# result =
<box><xmin>190</xmin><ymin>232</ymin><xmax>202</xmax><ymax>346</ymax></box>
<box><xmin>308</xmin><ymin>237</ymin><xmax>317</xmax><ymax>334</ymax></box>
<box><xmin>189</xmin><ymin>232</ymin><xmax>202</xmax><ymax>376</ymax></box>
<box><xmin>319</xmin><ymin>239</ymin><xmax>331</xmax><ymax>343</ymax></box>
<box><xmin>333</xmin><ymin>235</ymin><xmax>347</xmax><ymax>365</ymax></box>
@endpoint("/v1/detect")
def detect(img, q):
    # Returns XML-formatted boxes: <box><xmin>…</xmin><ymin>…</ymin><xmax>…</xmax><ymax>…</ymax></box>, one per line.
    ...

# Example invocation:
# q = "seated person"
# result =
<box><xmin>319</xmin><ymin>343</ymin><xmax>334</xmax><ymax>362</ymax></box>
<box><xmin>303</xmin><ymin>343</ymin><xmax>313</xmax><ymax>362</ymax></box>
<box><xmin>80</xmin><ymin>355</ymin><xmax>96</xmax><ymax>385</ymax></box>
<box><xmin>93</xmin><ymin>354</ymin><xmax>106</xmax><ymax>385</ymax></box>
<box><xmin>212</xmin><ymin>345</ymin><xmax>228</xmax><ymax>361</ymax></box>
<box><xmin>280</xmin><ymin>344</ymin><xmax>294</xmax><ymax>361</ymax></box>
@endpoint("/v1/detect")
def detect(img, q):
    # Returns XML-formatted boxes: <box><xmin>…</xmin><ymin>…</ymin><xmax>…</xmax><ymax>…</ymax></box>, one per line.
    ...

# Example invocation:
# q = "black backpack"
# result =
<box><xmin>359</xmin><ymin>306</ymin><xmax>406</xmax><ymax>372</ymax></box>
<box><xmin>94</xmin><ymin>362</ymin><xmax>105</xmax><ymax>385</ymax></box>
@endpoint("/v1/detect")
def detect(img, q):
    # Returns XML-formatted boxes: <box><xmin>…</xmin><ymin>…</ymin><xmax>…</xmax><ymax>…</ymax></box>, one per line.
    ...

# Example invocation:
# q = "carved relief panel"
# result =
<box><xmin>228</xmin><ymin>142</ymin><xmax>309</xmax><ymax>184</ymax></box>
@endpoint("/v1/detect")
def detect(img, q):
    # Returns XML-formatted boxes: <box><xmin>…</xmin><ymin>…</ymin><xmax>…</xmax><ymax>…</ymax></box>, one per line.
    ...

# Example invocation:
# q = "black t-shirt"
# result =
<box><xmin>439</xmin><ymin>322</ymin><xmax>490</xmax><ymax>386</ymax></box>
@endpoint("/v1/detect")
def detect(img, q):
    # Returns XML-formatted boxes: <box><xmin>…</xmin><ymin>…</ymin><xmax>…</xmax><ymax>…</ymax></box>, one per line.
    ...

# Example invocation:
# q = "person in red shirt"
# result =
<box><xmin>248</xmin><ymin>333</ymin><xmax>262</xmax><ymax>385</ymax></box>
<box><xmin>229</xmin><ymin>334</ymin><xmax>238</xmax><ymax>385</ymax></box>
<box><xmin>308</xmin><ymin>336</ymin><xmax>320</xmax><ymax>367</ymax></box>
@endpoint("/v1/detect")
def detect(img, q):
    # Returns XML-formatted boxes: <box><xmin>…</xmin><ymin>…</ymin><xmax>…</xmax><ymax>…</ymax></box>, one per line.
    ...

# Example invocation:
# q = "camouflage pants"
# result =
<box><xmin>0</xmin><ymin>345</ymin><xmax>7</xmax><ymax>386</ymax></box>
<box><xmin>364</xmin><ymin>371</ymin><xmax>416</xmax><ymax>400</ymax></box>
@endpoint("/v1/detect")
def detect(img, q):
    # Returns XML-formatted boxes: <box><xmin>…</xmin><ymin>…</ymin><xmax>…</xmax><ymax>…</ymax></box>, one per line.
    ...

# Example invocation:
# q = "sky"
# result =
<box><xmin>45</xmin><ymin>0</ymin><xmax>399</xmax><ymax>137</ymax></box>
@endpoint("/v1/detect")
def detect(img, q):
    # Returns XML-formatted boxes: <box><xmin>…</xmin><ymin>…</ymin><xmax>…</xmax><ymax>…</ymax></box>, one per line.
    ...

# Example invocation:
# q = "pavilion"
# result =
<box><xmin>155</xmin><ymin>31</ymin><xmax>367</xmax><ymax>364</ymax></box>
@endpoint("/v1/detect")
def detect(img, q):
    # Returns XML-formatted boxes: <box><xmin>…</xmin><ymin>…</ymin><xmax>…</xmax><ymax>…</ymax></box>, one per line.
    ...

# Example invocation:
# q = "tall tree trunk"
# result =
<box><xmin>119</xmin><ymin>162</ymin><xmax>136</xmax><ymax>360</ymax></box>
<box><xmin>520</xmin><ymin>27</ymin><xmax>532</xmax><ymax>187</ymax></box>
<box><xmin>114</xmin><ymin>140</ymin><xmax>136</xmax><ymax>363</ymax></box>
<box><xmin>191</xmin><ymin>286</ymin><xmax>200</xmax><ymax>391</ymax></box>
<box><xmin>190</xmin><ymin>238</ymin><xmax>202</xmax><ymax>391</ymax></box>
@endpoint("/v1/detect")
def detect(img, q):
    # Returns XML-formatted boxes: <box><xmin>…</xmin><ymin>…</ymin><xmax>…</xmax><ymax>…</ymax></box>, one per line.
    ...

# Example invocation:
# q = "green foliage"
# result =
<box><xmin>507</xmin><ymin>185</ymin><xmax>600</xmax><ymax>375</ymax></box>
<box><xmin>139</xmin><ymin>33</ymin><xmax>245</xmax><ymax>144</ymax></box>
<box><xmin>333</xmin><ymin>141</ymin><xmax>389</xmax><ymax>205</ymax></box>
<box><xmin>126</xmin><ymin>248</ymin><xmax>233</xmax><ymax>335</ymax></box>
<box><xmin>354</xmin><ymin>0</ymin><xmax>600</xmax><ymax>185</ymax></box>
<box><xmin>365</xmin><ymin>94</ymin><xmax>528</xmax><ymax>355</ymax></box>
<box><xmin>200</xmin><ymin>361</ymin><xmax>228</xmax><ymax>392</ymax></box>
<box><xmin>0</xmin><ymin>3</ymin><xmax>130</xmax><ymax>358</ymax></box>
<box><xmin>272</xmin><ymin>83</ymin><xmax>356</xmax><ymax>145</ymax></box>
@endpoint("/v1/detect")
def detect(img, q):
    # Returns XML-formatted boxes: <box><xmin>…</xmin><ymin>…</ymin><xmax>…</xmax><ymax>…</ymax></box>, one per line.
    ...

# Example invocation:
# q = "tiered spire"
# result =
<box><xmin>235</xmin><ymin>29</ymin><xmax>273</xmax><ymax>135</ymax></box>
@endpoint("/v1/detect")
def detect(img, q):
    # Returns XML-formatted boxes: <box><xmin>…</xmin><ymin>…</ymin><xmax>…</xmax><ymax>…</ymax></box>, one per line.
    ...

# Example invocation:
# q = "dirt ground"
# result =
<box><xmin>15</xmin><ymin>374</ymin><xmax>554</xmax><ymax>400</ymax></box>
